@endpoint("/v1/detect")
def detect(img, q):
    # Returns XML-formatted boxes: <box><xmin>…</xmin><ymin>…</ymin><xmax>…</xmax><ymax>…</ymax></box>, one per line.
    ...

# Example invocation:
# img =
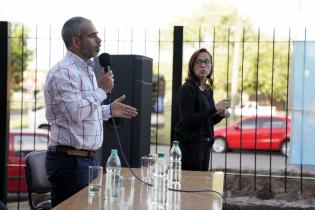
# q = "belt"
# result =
<box><xmin>48</xmin><ymin>146</ymin><xmax>96</xmax><ymax>157</ymax></box>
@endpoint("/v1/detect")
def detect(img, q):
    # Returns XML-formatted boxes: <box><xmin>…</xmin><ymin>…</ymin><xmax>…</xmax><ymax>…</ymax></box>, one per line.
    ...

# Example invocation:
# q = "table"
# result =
<box><xmin>53</xmin><ymin>168</ymin><xmax>224</xmax><ymax>210</ymax></box>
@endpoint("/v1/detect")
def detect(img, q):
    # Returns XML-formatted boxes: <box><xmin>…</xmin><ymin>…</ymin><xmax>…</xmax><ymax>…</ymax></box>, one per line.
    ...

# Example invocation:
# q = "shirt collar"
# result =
<box><xmin>66</xmin><ymin>51</ymin><xmax>95</xmax><ymax>69</ymax></box>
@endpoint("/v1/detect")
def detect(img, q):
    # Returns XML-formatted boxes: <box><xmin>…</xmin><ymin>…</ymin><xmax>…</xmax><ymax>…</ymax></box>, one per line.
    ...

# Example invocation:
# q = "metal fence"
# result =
<box><xmin>1</xmin><ymin>21</ymin><xmax>314</xmax><ymax>209</ymax></box>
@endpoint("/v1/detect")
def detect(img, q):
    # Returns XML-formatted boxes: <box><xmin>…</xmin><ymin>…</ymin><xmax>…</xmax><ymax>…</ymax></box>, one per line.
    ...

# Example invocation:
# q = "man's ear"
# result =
<box><xmin>71</xmin><ymin>37</ymin><xmax>80</xmax><ymax>50</ymax></box>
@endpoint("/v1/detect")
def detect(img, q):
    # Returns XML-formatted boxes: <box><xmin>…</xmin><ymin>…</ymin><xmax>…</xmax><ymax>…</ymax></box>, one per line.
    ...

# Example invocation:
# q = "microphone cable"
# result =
<box><xmin>107</xmin><ymin>94</ymin><xmax>229</xmax><ymax>209</ymax></box>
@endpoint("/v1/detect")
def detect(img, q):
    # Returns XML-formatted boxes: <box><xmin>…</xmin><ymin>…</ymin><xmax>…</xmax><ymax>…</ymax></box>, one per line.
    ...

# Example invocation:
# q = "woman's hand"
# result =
<box><xmin>221</xmin><ymin>109</ymin><xmax>231</xmax><ymax>118</ymax></box>
<box><xmin>215</xmin><ymin>98</ymin><xmax>230</xmax><ymax>118</ymax></box>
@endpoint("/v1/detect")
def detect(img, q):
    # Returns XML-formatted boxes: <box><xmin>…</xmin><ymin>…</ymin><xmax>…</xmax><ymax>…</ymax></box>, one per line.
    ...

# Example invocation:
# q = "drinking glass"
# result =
<box><xmin>117</xmin><ymin>176</ymin><xmax>135</xmax><ymax>210</ymax></box>
<box><xmin>141</xmin><ymin>155</ymin><xmax>154</xmax><ymax>184</ymax></box>
<box><xmin>88</xmin><ymin>166</ymin><xmax>103</xmax><ymax>196</ymax></box>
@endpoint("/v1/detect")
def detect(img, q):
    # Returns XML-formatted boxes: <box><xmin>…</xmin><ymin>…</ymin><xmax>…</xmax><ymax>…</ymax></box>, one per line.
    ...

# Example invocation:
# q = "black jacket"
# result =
<box><xmin>174</xmin><ymin>79</ymin><xmax>223</xmax><ymax>143</ymax></box>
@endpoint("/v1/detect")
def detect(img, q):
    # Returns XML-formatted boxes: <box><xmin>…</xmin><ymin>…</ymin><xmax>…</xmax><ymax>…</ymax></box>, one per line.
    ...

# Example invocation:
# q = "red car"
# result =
<box><xmin>213</xmin><ymin>116</ymin><xmax>291</xmax><ymax>155</ymax></box>
<box><xmin>7</xmin><ymin>129</ymin><xmax>49</xmax><ymax>193</ymax></box>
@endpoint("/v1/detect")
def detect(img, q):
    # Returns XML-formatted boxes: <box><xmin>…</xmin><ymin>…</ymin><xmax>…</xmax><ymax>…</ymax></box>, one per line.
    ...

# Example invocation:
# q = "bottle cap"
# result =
<box><xmin>111</xmin><ymin>149</ymin><xmax>118</xmax><ymax>155</ymax></box>
<box><xmin>173</xmin><ymin>141</ymin><xmax>179</xmax><ymax>146</ymax></box>
<box><xmin>157</xmin><ymin>152</ymin><xmax>164</xmax><ymax>158</ymax></box>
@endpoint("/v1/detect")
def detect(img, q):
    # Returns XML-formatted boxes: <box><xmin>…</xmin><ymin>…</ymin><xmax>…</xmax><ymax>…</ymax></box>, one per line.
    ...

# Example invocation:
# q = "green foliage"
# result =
<box><xmin>240</xmin><ymin>37</ymin><xmax>291</xmax><ymax>104</ymax></box>
<box><xmin>159</xmin><ymin>0</ymin><xmax>290</xmax><ymax>109</ymax></box>
<box><xmin>10</xmin><ymin>23</ymin><xmax>33</xmax><ymax>92</ymax></box>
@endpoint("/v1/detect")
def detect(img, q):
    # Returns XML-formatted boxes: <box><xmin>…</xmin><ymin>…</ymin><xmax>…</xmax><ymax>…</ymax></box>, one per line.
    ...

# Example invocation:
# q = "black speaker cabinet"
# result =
<box><xmin>94</xmin><ymin>55</ymin><xmax>153</xmax><ymax>168</ymax></box>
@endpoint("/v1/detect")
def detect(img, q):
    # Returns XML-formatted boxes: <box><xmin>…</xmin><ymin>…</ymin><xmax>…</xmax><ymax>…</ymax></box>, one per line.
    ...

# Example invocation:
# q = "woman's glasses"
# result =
<box><xmin>195</xmin><ymin>59</ymin><xmax>211</xmax><ymax>66</ymax></box>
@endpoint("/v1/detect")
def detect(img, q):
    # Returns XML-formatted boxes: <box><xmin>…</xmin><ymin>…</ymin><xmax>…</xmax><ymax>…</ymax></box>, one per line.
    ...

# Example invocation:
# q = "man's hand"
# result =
<box><xmin>98</xmin><ymin>70</ymin><xmax>114</xmax><ymax>93</ymax></box>
<box><xmin>111</xmin><ymin>95</ymin><xmax>138</xmax><ymax>118</ymax></box>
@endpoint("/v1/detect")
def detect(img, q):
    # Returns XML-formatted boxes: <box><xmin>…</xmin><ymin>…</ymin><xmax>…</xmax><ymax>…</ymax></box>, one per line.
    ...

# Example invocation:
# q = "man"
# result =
<box><xmin>44</xmin><ymin>16</ymin><xmax>138</xmax><ymax>207</ymax></box>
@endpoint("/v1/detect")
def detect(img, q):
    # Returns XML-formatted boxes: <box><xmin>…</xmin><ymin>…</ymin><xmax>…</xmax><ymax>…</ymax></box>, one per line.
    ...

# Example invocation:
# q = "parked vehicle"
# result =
<box><xmin>213</xmin><ymin>116</ymin><xmax>291</xmax><ymax>156</ymax></box>
<box><xmin>28</xmin><ymin>107</ymin><xmax>50</xmax><ymax>130</ymax></box>
<box><xmin>7</xmin><ymin>129</ymin><xmax>49</xmax><ymax>193</ymax></box>
<box><xmin>234</xmin><ymin>101</ymin><xmax>277</xmax><ymax>116</ymax></box>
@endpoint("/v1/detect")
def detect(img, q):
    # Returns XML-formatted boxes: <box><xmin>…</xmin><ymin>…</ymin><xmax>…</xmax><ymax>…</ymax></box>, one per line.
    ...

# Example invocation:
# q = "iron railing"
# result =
<box><xmin>0</xmin><ymin>21</ymin><xmax>314</xmax><ymax>209</ymax></box>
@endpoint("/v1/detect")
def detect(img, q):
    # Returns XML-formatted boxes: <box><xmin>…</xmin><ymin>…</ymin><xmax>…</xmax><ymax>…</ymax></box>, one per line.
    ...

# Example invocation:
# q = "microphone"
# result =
<box><xmin>98</xmin><ymin>53</ymin><xmax>113</xmax><ymax>100</ymax></box>
<box><xmin>99</xmin><ymin>53</ymin><xmax>112</xmax><ymax>73</ymax></box>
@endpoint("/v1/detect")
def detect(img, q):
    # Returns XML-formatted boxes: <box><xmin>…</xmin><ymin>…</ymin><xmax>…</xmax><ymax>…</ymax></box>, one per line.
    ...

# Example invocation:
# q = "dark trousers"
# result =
<box><xmin>45</xmin><ymin>151</ymin><xmax>99</xmax><ymax>207</ymax></box>
<box><xmin>179</xmin><ymin>141</ymin><xmax>212</xmax><ymax>171</ymax></box>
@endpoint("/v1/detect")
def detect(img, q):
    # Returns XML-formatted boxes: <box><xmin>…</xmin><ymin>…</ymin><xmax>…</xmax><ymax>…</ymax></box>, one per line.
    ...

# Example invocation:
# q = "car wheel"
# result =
<box><xmin>280</xmin><ymin>140</ymin><xmax>290</xmax><ymax>156</ymax></box>
<box><xmin>212</xmin><ymin>137</ymin><xmax>227</xmax><ymax>153</ymax></box>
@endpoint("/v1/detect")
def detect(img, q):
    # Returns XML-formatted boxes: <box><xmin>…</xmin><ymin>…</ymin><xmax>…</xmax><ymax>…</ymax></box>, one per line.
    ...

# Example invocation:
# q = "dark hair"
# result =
<box><xmin>186</xmin><ymin>48</ymin><xmax>213</xmax><ymax>89</ymax></box>
<box><xmin>61</xmin><ymin>17</ymin><xmax>90</xmax><ymax>49</ymax></box>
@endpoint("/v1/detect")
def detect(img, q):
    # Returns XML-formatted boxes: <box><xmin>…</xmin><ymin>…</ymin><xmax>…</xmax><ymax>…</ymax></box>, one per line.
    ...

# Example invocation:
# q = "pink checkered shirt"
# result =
<box><xmin>44</xmin><ymin>51</ymin><xmax>111</xmax><ymax>151</ymax></box>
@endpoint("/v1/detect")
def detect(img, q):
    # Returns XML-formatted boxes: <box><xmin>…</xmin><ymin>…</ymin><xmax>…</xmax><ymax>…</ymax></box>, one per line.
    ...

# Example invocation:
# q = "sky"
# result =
<box><xmin>0</xmin><ymin>0</ymin><xmax>198</xmax><ymax>27</ymax></box>
<box><xmin>2</xmin><ymin>0</ymin><xmax>315</xmax><ymax>71</ymax></box>
<box><xmin>1</xmin><ymin>0</ymin><xmax>314</xmax><ymax>31</ymax></box>
<box><xmin>227</xmin><ymin>0</ymin><xmax>315</xmax><ymax>38</ymax></box>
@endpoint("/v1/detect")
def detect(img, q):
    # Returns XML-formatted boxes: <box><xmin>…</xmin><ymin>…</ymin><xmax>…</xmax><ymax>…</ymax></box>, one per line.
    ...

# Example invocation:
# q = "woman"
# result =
<box><xmin>174</xmin><ymin>48</ymin><xmax>230</xmax><ymax>171</ymax></box>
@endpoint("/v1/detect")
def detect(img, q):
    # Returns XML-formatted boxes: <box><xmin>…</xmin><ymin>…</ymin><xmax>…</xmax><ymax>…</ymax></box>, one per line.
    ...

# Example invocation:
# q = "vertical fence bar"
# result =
<box><xmin>130</xmin><ymin>27</ymin><xmax>133</xmax><ymax>53</ymax></box>
<box><xmin>224</xmin><ymin>27</ymin><xmax>232</xmax><ymax>172</ymax></box>
<box><xmin>240</xmin><ymin>28</ymin><xmax>245</xmax><ymax>188</ymax></box>
<box><xmin>223</xmin><ymin>29</ymin><xmax>230</xmax><ymax>187</ymax></box>
<box><xmin>144</xmin><ymin>28</ymin><xmax>147</xmax><ymax>56</ymax></box>
<box><xmin>223</xmin><ymin>32</ymin><xmax>231</xmax><ymax>183</ymax></box>
<box><xmin>153</xmin><ymin>28</ymin><xmax>161</xmax><ymax>151</ymax></box>
<box><xmin>32</xmin><ymin>24</ymin><xmax>38</xmax><ymax>139</ymax></box>
<box><xmin>212</xmin><ymin>28</ymin><xmax>216</xmax><ymax>82</ymax></box>
<box><xmin>269</xmin><ymin>28</ymin><xmax>276</xmax><ymax>192</ymax></box>
<box><xmin>224</xmin><ymin>27</ymin><xmax>231</xmax><ymax>186</ymax></box>
<box><xmin>170</xmin><ymin>26</ymin><xmax>183</xmax><ymax>142</ymax></box>
<box><xmin>33</xmin><ymin>25</ymin><xmax>38</xmax><ymax>134</ymax></box>
<box><xmin>49</xmin><ymin>25</ymin><xmax>52</xmax><ymax>68</ymax></box>
<box><xmin>117</xmin><ymin>28</ymin><xmax>120</xmax><ymax>54</ymax></box>
<box><xmin>17</xmin><ymin>24</ymin><xmax>26</xmax><ymax>209</ymax></box>
<box><xmin>210</xmin><ymin>52</ymin><xmax>214</xmax><ymax>173</ymax></box>
<box><xmin>103</xmin><ymin>27</ymin><xmax>106</xmax><ymax>52</ymax></box>
<box><xmin>198</xmin><ymin>26</ymin><xmax>201</xmax><ymax>49</ymax></box>
<box><xmin>254</xmin><ymin>28</ymin><xmax>261</xmax><ymax>191</ymax></box>
<box><xmin>239</xmin><ymin>28</ymin><xmax>246</xmax><ymax>191</ymax></box>
<box><xmin>211</xmin><ymin>27</ymin><xmax>216</xmax><ymax>173</ymax></box>
<box><xmin>0</xmin><ymin>21</ymin><xmax>10</xmax><ymax>204</ymax></box>
<box><xmin>284</xmin><ymin>28</ymin><xmax>291</xmax><ymax>193</ymax></box>
<box><xmin>300</xmin><ymin>28</ymin><xmax>307</xmax><ymax>194</ymax></box>
<box><xmin>47</xmin><ymin>25</ymin><xmax>52</xmax><ymax>143</ymax></box>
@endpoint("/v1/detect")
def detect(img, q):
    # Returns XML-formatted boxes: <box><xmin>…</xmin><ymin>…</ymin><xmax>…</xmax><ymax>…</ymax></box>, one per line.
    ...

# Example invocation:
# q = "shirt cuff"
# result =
<box><xmin>93</xmin><ymin>88</ymin><xmax>107</xmax><ymax>104</ymax></box>
<box><xmin>102</xmin><ymin>104</ymin><xmax>112</xmax><ymax>120</ymax></box>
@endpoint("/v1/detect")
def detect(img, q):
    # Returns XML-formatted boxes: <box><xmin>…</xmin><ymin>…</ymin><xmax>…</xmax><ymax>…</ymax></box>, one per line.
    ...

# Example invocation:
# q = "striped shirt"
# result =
<box><xmin>44</xmin><ymin>51</ymin><xmax>111</xmax><ymax>151</ymax></box>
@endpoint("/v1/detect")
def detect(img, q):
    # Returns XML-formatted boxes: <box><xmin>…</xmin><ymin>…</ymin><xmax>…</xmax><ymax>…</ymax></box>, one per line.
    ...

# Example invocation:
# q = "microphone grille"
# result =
<box><xmin>99</xmin><ymin>53</ymin><xmax>111</xmax><ymax>67</ymax></box>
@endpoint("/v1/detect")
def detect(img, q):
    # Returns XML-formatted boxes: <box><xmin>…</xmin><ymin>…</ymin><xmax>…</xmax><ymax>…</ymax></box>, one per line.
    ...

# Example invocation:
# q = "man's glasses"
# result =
<box><xmin>195</xmin><ymin>59</ymin><xmax>211</xmax><ymax>66</ymax></box>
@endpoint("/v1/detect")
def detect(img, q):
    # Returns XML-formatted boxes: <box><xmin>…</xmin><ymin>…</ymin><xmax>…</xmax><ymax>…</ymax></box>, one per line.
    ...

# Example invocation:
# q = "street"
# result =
<box><xmin>151</xmin><ymin>144</ymin><xmax>314</xmax><ymax>175</ymax></box>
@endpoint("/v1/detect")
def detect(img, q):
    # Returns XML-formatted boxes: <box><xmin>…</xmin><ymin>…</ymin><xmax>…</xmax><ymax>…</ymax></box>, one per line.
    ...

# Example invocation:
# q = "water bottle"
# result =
<box><xmin>169</xmin><ymin>140</ymin><xmax>182</xmax><ymax>184</ymax></box>
<box><xmin>152</xmin><ymin>152</ymin><xmax>168</xmax><ymax>207</ymax></box>
<box><xmin>105</xmin><ymin>149</ymin><xmax>121</xmax><ymax>201</ymax></box>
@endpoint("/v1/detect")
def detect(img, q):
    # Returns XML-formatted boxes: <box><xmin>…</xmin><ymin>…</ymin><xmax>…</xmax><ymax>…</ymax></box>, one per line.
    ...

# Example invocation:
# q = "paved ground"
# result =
<box><xmin>7</xmin><ymin>200</ymin><xmax>28</xmax><ymax>210</ymax></box>
<box><xmin>151</xmin><ymin>144</ymin><xmax>315</xmax><ymax>175</ymax></box>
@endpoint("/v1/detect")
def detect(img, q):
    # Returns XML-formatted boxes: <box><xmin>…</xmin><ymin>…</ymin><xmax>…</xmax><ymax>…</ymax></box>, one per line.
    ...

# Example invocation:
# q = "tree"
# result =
<box><xmin>10</xmin><ymin>23</ymin><xmax>33</xmax><ymax>92</ymax></box>
<box><xmin>160</xmin><ymin>1</ymin><xmax>290</xmax><ymax>110</ymax></box>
